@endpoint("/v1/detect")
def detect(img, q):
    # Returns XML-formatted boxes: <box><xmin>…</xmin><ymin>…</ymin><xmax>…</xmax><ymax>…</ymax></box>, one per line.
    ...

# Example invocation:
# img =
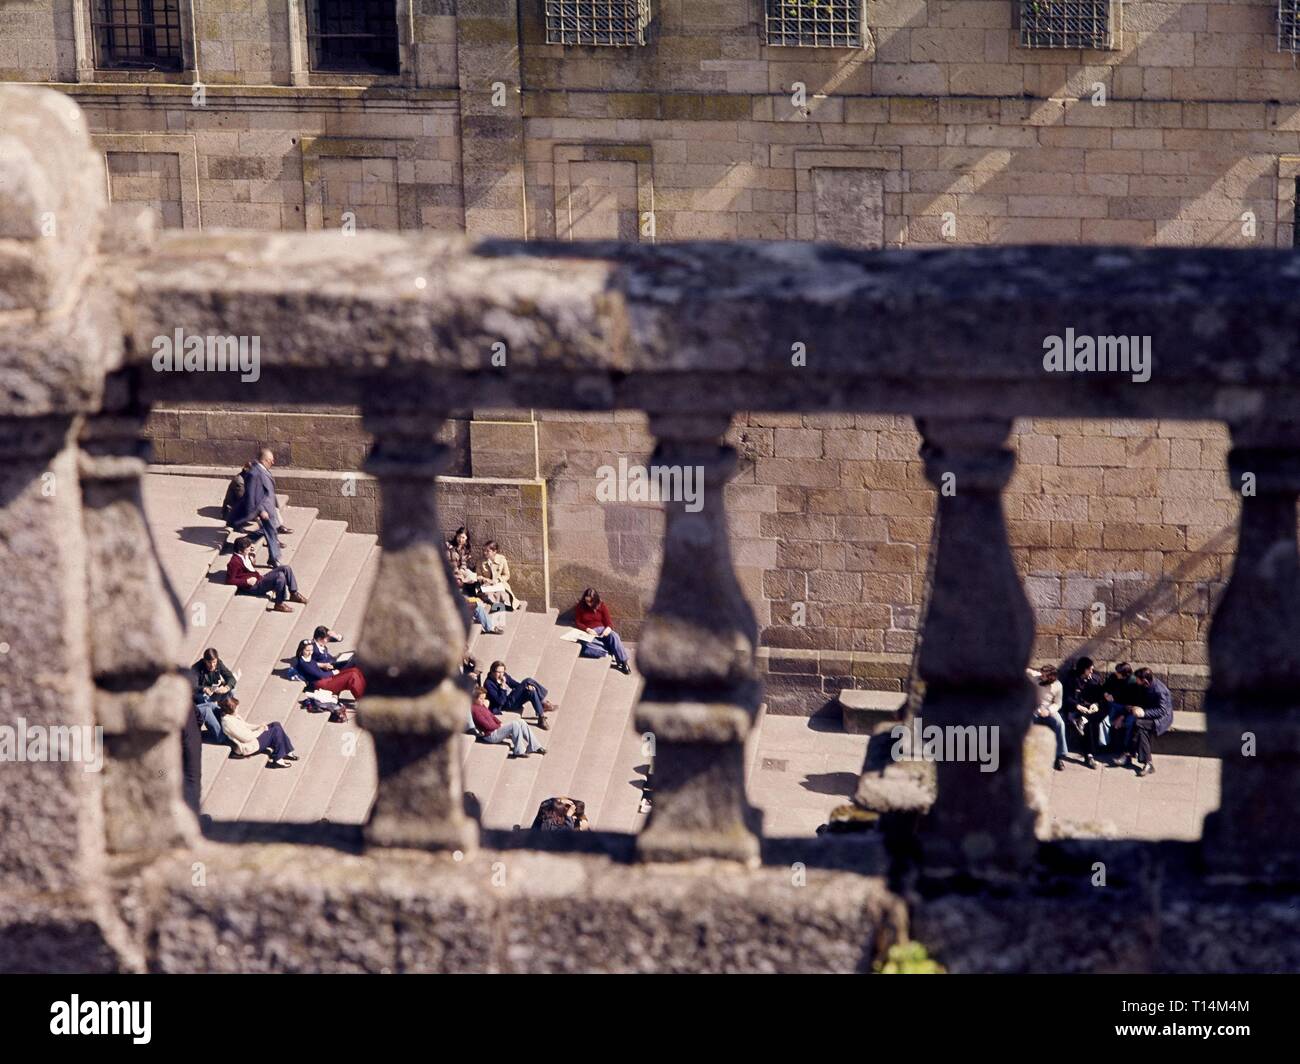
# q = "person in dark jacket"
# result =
<box><xmin>485</xmin><ymin>660</ymin><xmax>556</xmax><ymax>730</ymax></box>
<box><xmin>295</xmin><ymin>639</ymin><xmax>366</xmax><ymax>700</ymax></box>
<box><xmin>1127</xmin><ymin>667</ymin><xmax>1174</xmax><ymax>776</ymax></box>
<box><xmin>1062</xmin><ymin>656</ymin><xmax>1104</xmax><ymax>769</ymax></box>
<box><xmin>192</xmin><ymin>647</ymin><xmax>236</xmax><ymax>742</ymax></box>
<box><xmin>221</xmin><ymin>462</ymin><xmax>249</xmax><ymax>525</ymax></box>
<box><xmin>1099</xmin><ymin>661</ymin><xmax>1138</xmax><ymax>754</ymax></box>
<box><xmin>226</xmin><ymin>448</ymin><xmax>292</xmax><ymax>566</ymax></box>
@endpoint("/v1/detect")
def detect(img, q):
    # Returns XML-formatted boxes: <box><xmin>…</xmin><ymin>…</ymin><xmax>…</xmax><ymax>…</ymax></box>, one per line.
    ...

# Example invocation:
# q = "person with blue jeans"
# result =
<box><xmin>471</xmin><ymin>687</ymin><xmax>547</xmax><ymax>759</ymax></box>
<box><xmin>1098</xmin><ymin>661</ymin><xmax>1138</xmax><ymax>755</ymax></box>
<box><xmin>1027</xmin><ymin>664</ymin><xmax>1068</xmax><ymax>771</ymax></box>
<box><xmin>573</xmin><ymin>587</ymin><xmax>631</xmax><ymax>675</ymax></box>
<box><xmin>193</xmin><ymin>647</ymin><xmax>236</xmax><ymax>743</ymax></box>
<box><xmin>485</xmin><ymin>660</ymin><xmax>556</xmax><ymax>730</ymax></box>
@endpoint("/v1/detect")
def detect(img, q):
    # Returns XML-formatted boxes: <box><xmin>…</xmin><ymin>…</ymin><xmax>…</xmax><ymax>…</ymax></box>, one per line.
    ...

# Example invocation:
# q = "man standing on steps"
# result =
<box><xmin>227</xmin><ymin>447</ymin><xmax>293</xmax><ymax>567</ymax></box>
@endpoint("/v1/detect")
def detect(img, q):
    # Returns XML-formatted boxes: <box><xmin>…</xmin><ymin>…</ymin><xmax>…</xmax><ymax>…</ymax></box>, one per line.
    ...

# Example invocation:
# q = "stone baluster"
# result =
<box><xmin>1202</xmin><ymin>420</ymin><xmax>1300</xmax><ymax>881</ymax></box>
<box><xmin>634</xmin><ymin>412</ymin><xmax>762</xmax><ymax>864</ymax></box>
<box><xmin>913</xmin><ymin>417</ymin><xmax>1037</xmax><ymax>879</ymax></box>
<box><xmin>79</xmin><ymin>373</ymin><xmax>194</xmax><ymax>853</ymax></box>
<box><xmin>356</xmin><ymin>404</ymin><xmax>476</xmax><ymax>853</ymax></box>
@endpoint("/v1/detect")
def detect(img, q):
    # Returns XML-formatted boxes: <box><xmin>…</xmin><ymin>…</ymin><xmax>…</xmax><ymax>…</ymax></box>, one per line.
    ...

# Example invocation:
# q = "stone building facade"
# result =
<box><xmin>7</xmin><ymin>0</ymin><xmax>1296</xmax><ymax>711</ymax></box>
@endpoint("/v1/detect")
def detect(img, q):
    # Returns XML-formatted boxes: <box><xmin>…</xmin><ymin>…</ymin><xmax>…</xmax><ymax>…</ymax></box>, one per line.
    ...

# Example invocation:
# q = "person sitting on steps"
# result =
<box><xmin>446</xmin><ymin>526</ymin><xmax>480</xmax><ymax>595</ymax></box>
<box><xmin>295</xmin><ymin>638</ymin><xmax>366</xmax><ymax>701</ymax></box>
<box><xmin>485</xmin><ymin>659</ymin><xmax>556</xmax><ymax>730</ymax></box>
<box><xmin>192</xmin><ymin>647</ymin><xmax>236</xmax><ymax>743</ymax></box>
<box><xmin>217</xmin><ymin>696</ymin><xmax>297</xmax><ymax>768</ymax></box>
<box><xmin>226</xmin><ymin>536</ymin><xmax>306</xmax><ymax>613</ymax></box>
<box><xmin>478</xmin><ymin>540</ymin><xmax>524</xmax><ymax>612</ymax></box>
<box><xmin>471</xmin><ymin>685</ymin><xmax>547</xmax><ymax>760</ymax></box>
<box><xmin>573</xmin><ymin>587</ymin><xmax>630</xmax><ymax>675</ymax></box>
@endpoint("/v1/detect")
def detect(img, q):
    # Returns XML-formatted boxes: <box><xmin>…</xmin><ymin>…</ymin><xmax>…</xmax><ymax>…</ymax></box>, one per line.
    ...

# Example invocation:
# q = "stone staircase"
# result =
<box><xmin>143</xmin><ymin>471</ymin><xmax>650</xmax><ymax>831</ymax></box>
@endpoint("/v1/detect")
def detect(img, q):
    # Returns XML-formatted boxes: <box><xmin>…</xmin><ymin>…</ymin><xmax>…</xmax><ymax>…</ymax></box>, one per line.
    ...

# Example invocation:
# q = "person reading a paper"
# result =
<box><xmin>572</xmin><ymin>587</ymin><xmax>631</xmax><ymax>675</ymax></box>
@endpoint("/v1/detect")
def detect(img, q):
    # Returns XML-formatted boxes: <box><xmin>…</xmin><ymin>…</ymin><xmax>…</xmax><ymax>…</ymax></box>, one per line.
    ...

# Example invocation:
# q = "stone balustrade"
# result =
<box><xmin>4</xmin><ymin>85</ymin><xmax>1300</xmax><ymax>972</ymax></box>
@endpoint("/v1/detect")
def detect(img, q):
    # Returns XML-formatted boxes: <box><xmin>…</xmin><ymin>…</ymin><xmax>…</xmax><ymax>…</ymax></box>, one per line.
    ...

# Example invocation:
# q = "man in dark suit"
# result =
<box><xmin>226</xmin><ymin>447</ymin><xmax>293</xmax><ymax>566</ymax></box>
<box><xmin>1127</xmin><ymin>667</ymin><xmax>1174</xmax><ymax>776</ymax></box>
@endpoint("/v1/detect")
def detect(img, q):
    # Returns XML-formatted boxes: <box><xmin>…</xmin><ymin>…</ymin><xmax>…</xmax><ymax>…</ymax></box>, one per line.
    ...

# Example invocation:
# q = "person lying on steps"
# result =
<box><xmin>217</xmin><ymin>696</ymin><xmax>297</xmax><ymax>769</ymax></box>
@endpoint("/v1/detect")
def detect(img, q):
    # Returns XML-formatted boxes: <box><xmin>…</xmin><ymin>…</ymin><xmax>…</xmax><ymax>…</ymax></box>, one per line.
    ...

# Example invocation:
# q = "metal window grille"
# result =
<box><xmin>764</xmin><ymin>0</ymin><xmax>863</xmax><ymax>47</ymax></box>
<box><xmin>91</xmin><ymin>0</ymin><xmax>184</xmax><ymax>71</ymax></box>
<box><xmin>1281</xmin><ymin>1</ymin><xmax>1300</xmax><ymax>54</ymax></box>
<box><xmin>1019</xmin><ymin>1</ymin><xmax>1117</xmax><ymax>50</ymax></box>
<box><xmin>544</xmin><ymin>1</ymin><xmax>652</xmax><ymax>47</ymax></box>
<box><xmin>308</xmin><ymin>0</ymin><xmax>400</xmax><ymax>74</ymax></box>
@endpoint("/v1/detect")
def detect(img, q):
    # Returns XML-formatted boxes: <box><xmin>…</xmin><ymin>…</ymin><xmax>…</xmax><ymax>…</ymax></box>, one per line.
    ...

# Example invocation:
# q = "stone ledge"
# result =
<box><xmin>116</xmin><ymin>843</ymin><xmax>904</xmax><ymax>974</ymax></box>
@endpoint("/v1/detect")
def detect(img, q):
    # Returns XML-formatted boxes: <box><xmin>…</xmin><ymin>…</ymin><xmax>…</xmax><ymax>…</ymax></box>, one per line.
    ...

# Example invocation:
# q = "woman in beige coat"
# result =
<box><xmin>478</xmin><ymin>540</ymin><xmax>523</xmax><ymax>611</ymax></box>
<box><xmin>218</xmin><ymin>696</ymin><xmax>298</xmax><ymax>768</ymax></box>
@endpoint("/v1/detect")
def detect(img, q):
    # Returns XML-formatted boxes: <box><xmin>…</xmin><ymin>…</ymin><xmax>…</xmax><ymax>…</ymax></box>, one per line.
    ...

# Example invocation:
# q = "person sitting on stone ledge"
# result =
<box><xmin>217</xmin><ymin>696</ymin><xmax>297</xmax><ymax>769</ymax></box>
<box><xmin>485</xmin><ymin>659</ymin><xmax>556</xmax><ymax>730</ymax></box>
<box><xmin>226</xmin><ymin>535</ymin><xmax>306</xmax><ymax>613</ymax></box>
<box><xmin>471</xmin><ymin>685</ymin><xmax>547</xmax><ymax>760</ymax></box>
<box><xmin>1062</xmin><ymin>655</ymin><xmax>1104</xmax><ymax>770</ymax></box>
<box><xmin>192</xmin><ymin>647</ymin><xmax>236</xmax><ymax>743</ymax></box>
<box><xmin>532</xmin><ymin>796</ymin><xmax>588</xmax><ymax>831</ymax></box>
<box><xmin>573</xmin><ymin>587</ymin><xmax>630</xmax><ymax>675</ymax></box>
<box><xmin>1099</xmin><ymin>661</ymin><xmax>1139</xmax><ymax>756</ymax></box>
<box><xmin>446</xmin><ymin>526</ymin><xmax>481</xmax><ymax>595</ymax></box>
<box><xmin>477</xmin><ymin>540</ymin><xmax>524</xmax><ymax>611</ymax></box>
<box><xmin>295</xmin><ymin>638</ymin><xmax>366</xmax><ymax>701</ymax></box>
<box><xmin>1027</xmin><ymin>664</ymin><xmax>1068</xmax><ymax>772</ymax></box>
<box><xmin>1125</xmin><ymin>667</ymin><xmax>1173</xmax><ymax>777</ymax></box>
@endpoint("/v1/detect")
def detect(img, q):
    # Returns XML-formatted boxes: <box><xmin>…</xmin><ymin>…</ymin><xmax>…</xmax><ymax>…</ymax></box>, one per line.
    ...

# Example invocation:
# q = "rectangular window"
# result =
<box><xmin>1019</xmin><ymin>1</ymin><xmax>1118</xmax><ymax>51</ymax></box>
<box><xmin>91</xmin><ymin>0</ymin><xmax>184</xmax><ymax>71</ymax></box>
<box><xmin>308</xmin><ymin>0</ymin><xmax>400</xmax><ymax>74</ymax></box>
<box><xmin>544</xmin><ymin>1</ymin><xmax>652</xmax><ymax>47</ymax></box>
<box><xmin>1281</xmin><ymin>1</ymin><xmax>1300</xmax><ymax>54</ymax></box>
<box><xmin>765</xmin><ymin>0</ymin><xmax>864</xmax><ymax>48</ymax></box>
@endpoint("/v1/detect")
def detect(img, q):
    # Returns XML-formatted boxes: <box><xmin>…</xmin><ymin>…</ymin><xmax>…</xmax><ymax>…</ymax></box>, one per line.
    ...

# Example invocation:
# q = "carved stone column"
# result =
<box><xmin>357</xmin><ymin>404</ymin><xmax>476</xmax><ymax>853</ymax></box>
<box><xmin>913</xmin><ymin>417</ymin><xmax>1037</xmax><ymax>879</ymax></box>
<box><xmin>635</xmin><ymin>412</ymin><xmax>762</xmax><ymax>865</ymax></box>
<box><xmin>1202</xmin><ymin>420</ymin><xmax>1300</xmax><ymax>881</ymax></box>
<box><xmin>79</xmin><ymin>373</ymin><xmax>194</xmax><ymax>854</ymax></box>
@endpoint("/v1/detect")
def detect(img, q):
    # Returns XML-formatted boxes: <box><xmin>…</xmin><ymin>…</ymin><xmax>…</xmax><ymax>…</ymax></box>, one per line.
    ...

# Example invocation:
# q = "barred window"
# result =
<box><xmin>544</xmin><ymin>1</ymin><xmax>652</xmax><ymax>46</ymax></box>
<box><xmin>91</xmin><ymin>0</ymin><xmax>184</xmax><ymax>71</ymax></box>
<box><xmin>308</xmin><ymin>0</ymin><xmax>400</xmax><ymax>74</ymax></box>
<box><xmin>765</xmin><ymin>1</ymin><xmax>864</xmax><ymax>47</ymax></box>
<box><xmin>1019</xmin><ymin>1</ymin><xmax>1118</xmax><ymax>50</ymax></box>
<box><xmin>1281</xmin><ymin>1</ymin><xmax>1300</xmax><ymax>53</ymax></box>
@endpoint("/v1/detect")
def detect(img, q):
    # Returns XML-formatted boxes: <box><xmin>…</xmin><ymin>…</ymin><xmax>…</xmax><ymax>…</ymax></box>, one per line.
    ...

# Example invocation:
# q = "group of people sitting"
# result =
<box><xmin>1028</xmin><ymin>658</ymin><xmax>1173</xmax><ymax>776</ymax></box>
<box><xmin>447</xmin><ymin>527</ymin><xmax>523</xmax><ymax>634</ymax></box>
<box><xmin>192</xmin><ymin>647</ymin><xmax>298</xmax><ymax>768</ymax></box>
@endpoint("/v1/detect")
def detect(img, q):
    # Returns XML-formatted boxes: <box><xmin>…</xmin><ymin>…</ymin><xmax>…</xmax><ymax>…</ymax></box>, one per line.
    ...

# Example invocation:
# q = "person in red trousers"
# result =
<box><xmin>294</xmin><ymin>638</ymin><xmax>366</xmax><ymax>700</ymax></box>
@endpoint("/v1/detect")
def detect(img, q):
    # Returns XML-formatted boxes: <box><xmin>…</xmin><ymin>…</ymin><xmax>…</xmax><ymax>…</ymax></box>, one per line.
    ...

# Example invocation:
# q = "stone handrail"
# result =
<box><xmin>4</xmin><ymin>85</ymin><xmax>1300</xmax><ymax>975</ymax></box>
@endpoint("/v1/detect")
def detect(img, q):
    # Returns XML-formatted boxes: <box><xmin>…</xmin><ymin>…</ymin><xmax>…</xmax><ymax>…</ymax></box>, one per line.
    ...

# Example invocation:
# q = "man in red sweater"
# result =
<box><xmin>574</xmin><ymin>587</ymin><xmax>630</xmax><ymax>674</ymax></box>
<box><xmin>226</xmin><ymin>536</ymin><xmax>306</xmax><ymax>612</ymax></box>
<box><xmin>471</xmin><ymin>687</ymin><xmax>546</xmax><ymax>759</ymax></box>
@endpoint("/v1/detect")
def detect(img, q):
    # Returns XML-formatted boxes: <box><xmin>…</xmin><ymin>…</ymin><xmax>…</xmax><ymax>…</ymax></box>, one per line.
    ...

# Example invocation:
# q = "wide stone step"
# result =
<box><xmin>576</xmin><ymin>650</ymin><xmax>643</xmax><ymax>831</ymax></box>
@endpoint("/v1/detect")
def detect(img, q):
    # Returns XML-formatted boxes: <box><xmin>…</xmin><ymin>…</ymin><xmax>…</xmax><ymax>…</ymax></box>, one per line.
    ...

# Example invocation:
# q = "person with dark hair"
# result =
<box><xmin>1099</xmin><ymin>661</ymin><xmax>1139</xmax><ymax>754</ymax></box>
<box><xmin>217</xmin><ymin>696</ymin><xmax>297</xmax><ymax>768</ymax></box>
<box><xmin>225</xmin><ymin>447</ymin><xmax>292</xmax><ymax>566</ymax></box>
<box><xmin>446</xmin><ymin>526</ymin><xmax>479</xmax><ymax>594</ymax></box>
<box><xmin>1127</xmin><ymin>667</ymin><xmax>1174</xmax><ymax>776</ymax></box>
<box><xmin>295</xmin><ymin>638</ymin><xmax>366</xmax><ymax>700</ymax></box>
<box><xmin>192</xmin><ymin>647</ymin><xmax>236</xmax><ymax>742</ymax></box>
<box><xmin>573</xmin><ymin>587</ymin><xmax>630</xmax><ymax>675</ymax></box>
<box><xmin>226</xmin><ymin>535</ymin><xmax>305</xmax><ymax>613</ymax></box>
<box><xmin>1062</xmin><ymin>656</ymin><xmax>1104</xmax><ymax>769</ymax></box>
<box><xmin>471</xmin><ymin>685</ymin><xmax>547</xmax><ymax>760</ymax></box>
<box><xmin>1027</xmin><ymin>664</ymin><xmax>1068</xmax><ymax>771</ymax></box>
<box><xmin>485</xmin><ymin>660</ymin><xmax>556</xmax><ymax>730</ymax></box>
<box><xmin>532</xmin><ymin>797</ymin><xmax>588</xmax><ymax>831</ymax></box>
<box><xmin>221</xmin><ymin>462</ymin><xmax>249</xmax><ymax>525</ymax></box>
